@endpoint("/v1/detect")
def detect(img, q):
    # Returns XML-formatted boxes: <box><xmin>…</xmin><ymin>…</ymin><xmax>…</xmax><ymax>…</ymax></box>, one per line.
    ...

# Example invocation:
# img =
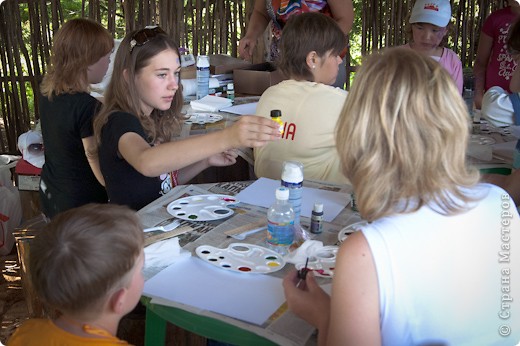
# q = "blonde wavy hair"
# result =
<box><xmin>335</xmin><ymin>47</ymin><xmax>480</xmax><ymax>222</ymax></box>
<box><xmin>94</xmin><ymin>28</ymin><xmax>184</xmax><ymax>145</ymax></box>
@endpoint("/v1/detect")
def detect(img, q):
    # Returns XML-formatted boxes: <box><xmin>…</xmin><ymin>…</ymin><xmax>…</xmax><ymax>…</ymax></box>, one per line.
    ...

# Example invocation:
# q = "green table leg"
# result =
<box><xmin>145</xmin><ymin>307</ymin><xmax>167</xmax><ymax>346</ymax></box>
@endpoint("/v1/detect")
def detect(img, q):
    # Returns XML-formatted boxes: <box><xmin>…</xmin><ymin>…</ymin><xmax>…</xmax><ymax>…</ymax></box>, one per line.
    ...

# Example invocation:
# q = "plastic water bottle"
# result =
<box><xmin>267</xmin><ymin>187</ymin><xmax>295</xmax><ymax>255</ymax></box>
<box><xmin>281</xmin><ymin>161</ymin><xmax>303</xmax><ymax>225</ymax></box>
<box><xmin>196</xmin><ymin>55</ymin><xmax>210</xmax><ymax>100</ymax></box>
<box><xmin>463</xmin><ymin>88</ymin><xmax>474</xmax><ymax>117</ymax></box>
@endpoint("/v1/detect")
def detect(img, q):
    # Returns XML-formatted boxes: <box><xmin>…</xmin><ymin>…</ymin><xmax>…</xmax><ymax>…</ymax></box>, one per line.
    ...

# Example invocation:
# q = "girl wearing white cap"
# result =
<box><xmin>404</xmin><ymin>0</ymin><xmax>463</xmax><ymax>94</ymax></box>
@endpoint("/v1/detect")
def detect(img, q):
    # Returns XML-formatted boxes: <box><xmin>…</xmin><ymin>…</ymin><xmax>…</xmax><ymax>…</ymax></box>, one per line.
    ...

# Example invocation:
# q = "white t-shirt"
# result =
<box><xmin>360</xmin><ymin>184</ymin><xmax>520</xmax><ymax>346</ymax></box>
<box><xmin>482</xmin><ymin>86</ymin><xmax>518</xmax><ymax>127</ymax></box>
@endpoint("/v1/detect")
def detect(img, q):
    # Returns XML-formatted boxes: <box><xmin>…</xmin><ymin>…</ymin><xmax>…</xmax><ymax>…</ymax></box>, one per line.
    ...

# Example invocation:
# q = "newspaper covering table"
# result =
<box><xmin>138</xmin><ymin>179</ymin><xmax>360</xmax><ymax>346</ymax></box>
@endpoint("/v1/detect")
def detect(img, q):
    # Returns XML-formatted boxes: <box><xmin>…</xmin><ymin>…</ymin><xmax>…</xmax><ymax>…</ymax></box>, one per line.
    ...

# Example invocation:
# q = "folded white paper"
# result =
<box><xmin>144</xmin><ymin>237</ymin><xmax>191</xmax><ymax>268</ymax></box>
<box><xmin>190</xmin><ymin>95</ymin><xmax>233</xmax><ymax>112</ymax></box>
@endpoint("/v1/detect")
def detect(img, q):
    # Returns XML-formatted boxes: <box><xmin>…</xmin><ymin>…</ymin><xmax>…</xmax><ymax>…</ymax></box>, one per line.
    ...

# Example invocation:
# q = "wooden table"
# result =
<box><xmin>138</xmin><ymin>179</ymin><xmax>359</xmax><ymax>346</ymax></box>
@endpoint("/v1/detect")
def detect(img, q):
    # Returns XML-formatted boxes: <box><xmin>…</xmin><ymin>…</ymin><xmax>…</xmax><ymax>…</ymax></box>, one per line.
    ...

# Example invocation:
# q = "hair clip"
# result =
<box><xmin>130</xmin><ymin>39</ymin><xmax>137</xmax><ymax>52</ymax></box>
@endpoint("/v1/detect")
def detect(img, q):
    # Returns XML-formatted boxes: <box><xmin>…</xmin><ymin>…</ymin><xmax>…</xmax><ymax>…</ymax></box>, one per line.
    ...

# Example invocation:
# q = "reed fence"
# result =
<box><xmin>0</xmin><ymin>0</ymin><xmax>504</xmax><ymax>153</ymax></box>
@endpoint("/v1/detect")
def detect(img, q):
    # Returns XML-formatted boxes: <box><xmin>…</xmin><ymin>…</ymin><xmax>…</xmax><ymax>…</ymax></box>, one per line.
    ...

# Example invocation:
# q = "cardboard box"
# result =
<box><xmin>209</xmin><ymin>54</ymin><xmax>251</xmax><ymax>75</ymax></box>
<box><xmin>181</xmin><ymin>54</ymin><xmax>251</xmax><ymax>80</ymax></box>
<box><xmin>233</xmin><ymin>62</ymin><xmax>285</xmax><ymax>96</ymax></box>
<box><xmin>181</xmin><ymin>65</ymin><xmax>196</xmax><ymax>80</ymax></box>
<box><xmin>15</xmin><ymin>159</ymin><xmax>41</xmax><ymax>192</ymax></box>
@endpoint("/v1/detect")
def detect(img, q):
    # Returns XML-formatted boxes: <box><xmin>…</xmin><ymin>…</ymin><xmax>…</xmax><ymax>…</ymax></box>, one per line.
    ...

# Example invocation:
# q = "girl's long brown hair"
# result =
<box><xmin>94</xmin><ymin>28</ymin><xmax>184</xmax><ymax>146</ymax></box>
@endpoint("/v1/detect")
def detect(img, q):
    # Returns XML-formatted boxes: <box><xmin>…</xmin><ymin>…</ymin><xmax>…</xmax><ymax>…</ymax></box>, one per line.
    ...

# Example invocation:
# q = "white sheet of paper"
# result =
<box><xmin>220</xmin><ymin>102</ymin><xmax>258</xmax><ymax>115</ymax></box>
<box><xmin>143</xmin><ymin>256</ymin><xmax>285</xmax><ymax>325</ymax></box>
<box><xmin>235</xmin><ymin>177</ymin><xmax>349</xmax><ymax>222</ymax></box>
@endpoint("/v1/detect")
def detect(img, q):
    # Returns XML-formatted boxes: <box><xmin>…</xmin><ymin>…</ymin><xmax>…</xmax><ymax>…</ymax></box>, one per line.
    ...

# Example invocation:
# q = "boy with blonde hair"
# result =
<box><xmin>8</xmin><ymin>203</ymin><xmax>144</xmax><ymax>345</ymax></box>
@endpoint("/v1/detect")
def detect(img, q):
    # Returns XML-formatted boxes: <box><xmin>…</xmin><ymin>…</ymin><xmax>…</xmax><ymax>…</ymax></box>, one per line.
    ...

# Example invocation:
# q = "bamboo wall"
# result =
<box><xmin>0</xmin><ymin>0</ymin><xmax>505</xmax><ymax>154</ymax></box>
<box><xmin>359</xmin><ymin>0</ymin><xmax>499</xmax><ymax>65</ymax></box>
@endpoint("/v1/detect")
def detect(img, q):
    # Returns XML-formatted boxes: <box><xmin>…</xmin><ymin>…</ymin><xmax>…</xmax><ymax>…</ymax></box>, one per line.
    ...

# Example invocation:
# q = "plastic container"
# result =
<box><xmin>266</xmin><ymin>187</ymin><xmax>295</xmax><ymax>255</ymax></box>
<box><xmin>281</xmin><ymin>161</ymin><xmax>303</xmax><ymax>225</ymax></box>
<box><xmin>270</xmin><ymin>109</ymin><xmax>284</xmax><ymax>134</ymax></box>
<box><xmin>310</xmin><ymin>202</ymin><xmax>324</xmax><ymax>234</ymax></box>
<box><xmin>463</xmin><ymin>88</ymin><xmax>474</xmax><ymax>116</ymax></box>
<box><xmin>227</xmin><ymin>82</ymin><xmax>235</xmax><ymax>102</ymax></box>
<box><xmin>196</xmin><ymin>55</ymin><xmax>210</xmax><ymax>100</ymax></box>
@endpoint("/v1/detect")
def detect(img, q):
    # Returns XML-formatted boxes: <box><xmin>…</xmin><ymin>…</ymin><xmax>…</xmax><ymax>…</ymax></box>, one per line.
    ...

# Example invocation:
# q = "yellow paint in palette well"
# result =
<box><xmin>267</xmin><ymin>261</ymin><xmax>281</xmax><ymax>267</ymax></box>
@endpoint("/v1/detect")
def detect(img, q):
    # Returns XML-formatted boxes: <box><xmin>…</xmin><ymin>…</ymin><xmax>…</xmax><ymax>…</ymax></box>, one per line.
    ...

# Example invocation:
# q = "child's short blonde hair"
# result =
<box><xmin>30</xmin><ymin>203</ymin><xmax>144</xmax><ymax>317</ymax></box>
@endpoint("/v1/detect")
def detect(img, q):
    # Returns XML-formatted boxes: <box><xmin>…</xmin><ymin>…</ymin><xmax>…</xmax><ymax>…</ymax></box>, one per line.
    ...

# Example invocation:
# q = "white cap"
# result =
<box><xmin>313</xmin><ymin>202</ymin><xmax>323</xmax><ymax>213</ymax></box>
<box><xmin>275</xmin><ymin>187</ymin><xmax>289</xmax><ymax>200</ymax></box>
<box><xmin>281</xmin><ymin>161</ymin><xmax>304</xmax><ymax>183</ymax></box>
<box><xmin>17</xmin><ymin>130</ymin><xmax>44</xmax><ymax>168</ymax></box>
<box><xmin>410</xmin><ymin>0</ymin><xmax>452</xmax><ymax>27</ymax></box>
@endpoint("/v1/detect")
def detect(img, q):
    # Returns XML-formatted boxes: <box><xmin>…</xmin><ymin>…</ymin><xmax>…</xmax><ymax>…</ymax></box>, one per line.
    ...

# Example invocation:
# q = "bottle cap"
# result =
<box><xmin>270</xmin><ymin>109</ymin><xmax>282</xmax><ymax>118</ymax></box>
<box><xmin>196</xmin><ymin>55</ymin><xmax>210</xmax><ymax>67</ymax></box>
<box><xmin>227</xmin><ymin>83</ymin><xmax>234</xmax><ymax>91</ymax></box>
<box><xmin>275</xmin><ymin>187</ymin><xmax>289</xmax><ymax>200</ymax></box>
<box><xmin>313</xmin><ymin>202</ymin><xmax>323</xmax><ymax>213</ymax></box>
<box><xmin>281</xmin><ymin>161</ymin><xmax>304</xmax><ymax>183</ymax></box>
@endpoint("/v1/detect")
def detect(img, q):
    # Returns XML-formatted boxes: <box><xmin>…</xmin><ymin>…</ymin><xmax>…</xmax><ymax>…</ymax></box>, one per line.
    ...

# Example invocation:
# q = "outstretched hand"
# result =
<box><xmin>227</xmin><ymin>115</ymin><xmax>281</xmax><ymax>148</ymax></box>
<box><xmin>282</xmin><ymin>269</ymin><xmax>331</xmax><ymax>329</ymax></box>
<box><xmin>207</xmin><ymin>149</ymin><xmax>238</xmax><ymax>167</ymax></box>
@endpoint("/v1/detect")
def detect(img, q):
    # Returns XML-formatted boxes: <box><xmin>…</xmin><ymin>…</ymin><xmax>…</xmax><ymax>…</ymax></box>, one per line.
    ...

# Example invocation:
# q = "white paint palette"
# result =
<box><xmin>294</xmin><ymin>245</ymin><xmax>339</xmax><ymax>278</ymax></box>
<box><xmin>185</xmin><ymin>113</ymin><xmax>223</xmax><ymax>125</ymax></box>
<box><xmin>195</xmin><ymin>243</ymin><xmax>286</xmax><ymax>274</ymax></box>
<box><xmin>338</xmin><ymin>221</ymin><xmax>368</xmax><ymax>243</ymax></box>
<box><xmin>470</xmin><ymin>134</ymin><xmax>496</xmax><ymax>145</ymax></box>
<box><xmin>166</xmin><ymin>194</ymin><xmax>239</xmax><ymax>221</ymax></box>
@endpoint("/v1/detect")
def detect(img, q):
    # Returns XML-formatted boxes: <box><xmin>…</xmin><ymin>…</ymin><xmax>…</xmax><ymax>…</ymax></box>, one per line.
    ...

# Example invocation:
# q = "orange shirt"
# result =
<box><xmin>7</xmin><ymin>319</ymin><xmax>131</xmax><ymax>346</ymax></box>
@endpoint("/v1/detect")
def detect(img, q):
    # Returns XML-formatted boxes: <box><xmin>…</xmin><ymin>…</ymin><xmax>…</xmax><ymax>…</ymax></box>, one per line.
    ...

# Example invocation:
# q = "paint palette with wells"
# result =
<box><xmin>195</xmin><ymin>243</ymin><xmax>286</xmax><ymax>274</ymax></box>
<box><xmin>166</xmin><ymin>194</ymin><xmax>239</xmax><ymax>222</ymax></box>
<box><xmin>184</xmin><ymin>113</ymin><xmax>223</xmax><ymax>125</ymax></box>
<box><xmin>337</xmin><ymin>220</ymin><xmax>368</xmax><ymax>243</ymax></box>
<box><xmin>294</xmin><ymin>245</ymin><xmax>339</xmax><ymax>278</ymax></box>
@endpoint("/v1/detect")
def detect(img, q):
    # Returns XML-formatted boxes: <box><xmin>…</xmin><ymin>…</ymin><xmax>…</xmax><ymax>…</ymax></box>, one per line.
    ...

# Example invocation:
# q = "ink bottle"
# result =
<box><xmin>351</xmin><ymin>192</ymin><xmax>358</xmax><ymax>212</ymax></box>
<box><xmin>513</xmin><ymin>139</ymin><xmax>520</xmax><ymax>170</ymax></box>
<box><xmin>310</xmin><ymin>202</ymin><xmax>324</xmax><ymax>234</ymax></box>
<box><xmin>270</xmin><ymin>109</ymin><xmax>284</xmax><ymax>134</ymax></box>
<box><xmin>227</xmin><ymin>82</ymin><xmax>235</xmax><ymax>102</ymax></box>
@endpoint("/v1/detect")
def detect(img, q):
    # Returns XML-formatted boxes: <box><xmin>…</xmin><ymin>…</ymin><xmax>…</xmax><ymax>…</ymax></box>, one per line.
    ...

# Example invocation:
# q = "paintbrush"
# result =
<box><xmin>296</xmin><ymin>257</ymin><xmax>309</xmax><ymax>288</ymax></box>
